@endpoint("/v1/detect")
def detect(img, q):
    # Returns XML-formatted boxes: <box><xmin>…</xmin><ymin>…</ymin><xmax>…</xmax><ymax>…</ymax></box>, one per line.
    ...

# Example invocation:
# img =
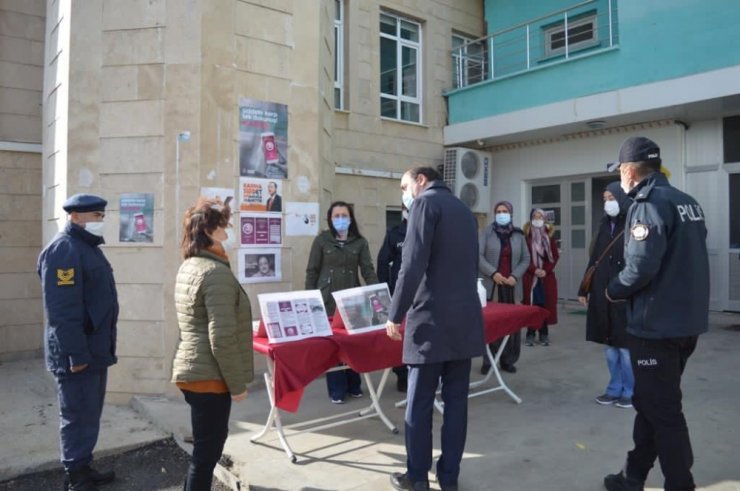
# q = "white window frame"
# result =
<box><xmin>452</xmin><ymin>33</ymin><xmax>486</xmax><ymax>89</ymax></box>
<box><xmin>379</xmin><ymin>12</ymin><xmax>422</xmax><ymax>123</ymax></box>
<box><xmin>544</xmin><ymin>13</ymin><xmax>598</xmax><ymax>57</ymax></box>
<box><xmin>334</xmin><ymin>0</ymin><xmax>345</xmax><ymax>110</ymax></box>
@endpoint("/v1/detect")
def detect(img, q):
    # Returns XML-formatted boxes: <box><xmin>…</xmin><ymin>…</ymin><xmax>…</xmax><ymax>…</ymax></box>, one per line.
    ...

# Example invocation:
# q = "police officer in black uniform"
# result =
<box><xmin>38</xmin><ymin>194</ymin><xmax>118</xmax><ymax>491</ymax></box>
<box><xmin>603</xmin><ymin>137</ymin><xmax>709</xmax><ymax>491</ymax></box>
<box><xmin>377</xmin><ymin>204</ymin><xmax>408</xmax><ymax>391</ymax></box>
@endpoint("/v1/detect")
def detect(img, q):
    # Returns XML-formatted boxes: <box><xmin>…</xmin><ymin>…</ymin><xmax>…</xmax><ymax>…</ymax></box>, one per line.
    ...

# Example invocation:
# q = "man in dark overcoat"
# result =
<box><xmin>385</xmin><ymin>167</ymin><xmax>484</xmax><ymax>491</ymax></box>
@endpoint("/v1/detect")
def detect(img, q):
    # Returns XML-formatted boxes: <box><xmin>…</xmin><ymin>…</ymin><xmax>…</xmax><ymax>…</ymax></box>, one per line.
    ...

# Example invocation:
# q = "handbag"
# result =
<box><xmin>578</xmin><ymin>230</ymin><xmax>624</xmax><ymax>294</ymax></box>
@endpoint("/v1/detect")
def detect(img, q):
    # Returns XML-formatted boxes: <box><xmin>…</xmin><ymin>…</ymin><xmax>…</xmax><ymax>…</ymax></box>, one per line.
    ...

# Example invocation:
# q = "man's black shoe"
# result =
<box><xmin>480</xmin><ymin>362</ymin><xmax>491</xmax><ymax>375</ymax></box>
<box><xmin>500</xmin><ymin>364</ymin><xmax>517</xmax><ymax>373</ymax></box>
<box><xmin>65</xmin><ymin>465</ymin><xmax>115</xmax><ymax>490</ymax></box>
<box><xmin>65</xmin><ymin>469</ymin><xmax>98</xmax><ymax>491</ymax></box>
<box><xmin>603</xmin><ymin>470</ymin><xmax>644</xmax><ymax>491</ymax></box>
<box><xmin>396</xmin><ymin>375</ymin><xmax>407</xmax><ymax>393</ymax></box>
<box><xmin>439</xmin><ymin>483</ymin><xmax>459</xmax><ymax>491</ymax></box>
<box><xmin>389</xmin><ymin>472</ymin><xmax>430</xmax><ymax>491</ymax></box>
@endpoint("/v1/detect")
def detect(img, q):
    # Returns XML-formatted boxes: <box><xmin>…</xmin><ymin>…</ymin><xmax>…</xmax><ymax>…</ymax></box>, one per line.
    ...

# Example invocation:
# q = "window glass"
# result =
<box><xmin>401</xmin><ymin>46</ymin><xmax>417</xmax><ymax>97</ymax></box>
<box><xmin>571</xmin><ymin>205</ymin><xmax>585</xmax><ymax>225</ymax></box>
<box><xmin>571</xmin><ymin>229</ymin><xmax>586</xmax><ymax>248</ymax></box>
<box><xmin>400</xmin><ymin>20</ymin><xmax>419</xmax><ymax>42</ymax></box>
<box><xmin>532</xmin><ymin>184</ymin><xmax>561</xmax><ymax>204</ymax></box>
<box><xmin>724</xmin><ymin>116</ymin><xmax>740</xmax><ymax>163</ymax></box>
<box><xmin>730</xmin><ymin>173</ymin><xmax>740</xmax><ymax>249</ymax></box>
<box><xmin>380</xmin><ymin>37</ymin><xmax>397</xmax><ymax>95</ymax></box>
<box><xmin>571</xmin><ymin>182</ymin><xmax>585</xmax><ymax>202</ymax></box>
<box><xmin>379</xmin><ymin>12</ymin><xmax>421</xmax><ymax>123</ymax></box>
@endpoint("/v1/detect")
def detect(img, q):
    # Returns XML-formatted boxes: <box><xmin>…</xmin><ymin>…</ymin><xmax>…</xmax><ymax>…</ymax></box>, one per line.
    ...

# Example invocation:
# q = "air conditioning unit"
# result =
<box><xmin>443</xmin><ymin>147</ymin><xmax>491</xmax><ymax>213</ymax></box>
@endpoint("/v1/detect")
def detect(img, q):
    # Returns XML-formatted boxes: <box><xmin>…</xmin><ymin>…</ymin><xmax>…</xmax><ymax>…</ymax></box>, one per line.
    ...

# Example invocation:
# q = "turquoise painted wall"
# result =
<box><xmin>449</xmin><ymin>0</ymin><xmax>740</xmax><ymax>124</ymax></box>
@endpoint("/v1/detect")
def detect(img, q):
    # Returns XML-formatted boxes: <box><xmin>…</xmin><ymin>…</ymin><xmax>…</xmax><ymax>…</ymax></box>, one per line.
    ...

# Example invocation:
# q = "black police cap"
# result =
<box><xmin>62</xmin><ymin>194</ymin><xmax>107</xmax><ymax>213</ymax></box>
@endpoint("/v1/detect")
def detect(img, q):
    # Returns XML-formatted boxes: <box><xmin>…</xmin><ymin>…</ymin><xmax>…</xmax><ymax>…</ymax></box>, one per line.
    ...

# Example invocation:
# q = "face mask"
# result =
<box><xmin>84</xmin><ymin>221</ymin><xmax>105</xmax><ymax>237</ymax></box>
<box><xmin>332</xmin><ymin>217</ymin><xmax>351</xmax><ymax>233</ymax></box>
<box><xmin>221</xmin><ymin>227</ymin><xmax>238</xmax><ymax>250</ymax></box>
<box><xmin>495</xmin><ymin>213</ymin><xmax>511</xmax><ymax>226</ymax></box>
<box><xmin>531</xmin><ymin>219</ymin><xmax>544</xmax><ymax>228</ymax></box>
<box><xmin>402</xmin><ymin>190</ymin><xmax>414</xmax><ymax>210</ymax></box>
<box><xmin>604</xmin><ymin>200</ymin><xmax>620</xmax><ymax>217</ymax></box>
<box><xmin>402</xmin><ymin>210</ymin><xmax>409</xmax><ymax>221</ymax></box>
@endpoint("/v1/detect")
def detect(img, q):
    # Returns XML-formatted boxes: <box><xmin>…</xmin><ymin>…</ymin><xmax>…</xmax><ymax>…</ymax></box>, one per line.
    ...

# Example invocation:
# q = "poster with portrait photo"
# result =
<box><xmin>332</xmin><ymin>283</ymin><xmax>392</xmax><ymax>334</ymax></box>
<box><xmin>240</xmin><ymin>214</ymin><xmax>282</xmax><ymax>246</ymax></box>
<box><xmin>119</xmin><ymin>193</ymin><xmax>154</xmax><ymax>243</ymax></box>
<box><xmin>239</xmin><ymin>177</ymin><xmax>283</xmax><ymax>213</ymax></box>
<box><xmin>238</xmin><ymin>248</ymin><xmax>281</xmax><ymax>283</ymax></box>
<box><xmin>258</xmin><ymin>290</ymin><xmax>332</xmax><ymax>344</ymax></box>
<box><xmin>239</xmin><ymin>98</ymin><xmax>288</xmax><ymax>179</ymax></box>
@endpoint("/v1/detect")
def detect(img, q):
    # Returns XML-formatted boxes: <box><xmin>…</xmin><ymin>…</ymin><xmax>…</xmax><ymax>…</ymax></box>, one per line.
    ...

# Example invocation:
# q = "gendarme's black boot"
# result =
<box><xmin>65</xmin><ymin>469</ymin><xmax>99</xmax><ymax>491</ymax></box>
<box><xmin>82</xmin><ymin>465</ymin><xmax>115</xmax><ymax>485</ymax></box>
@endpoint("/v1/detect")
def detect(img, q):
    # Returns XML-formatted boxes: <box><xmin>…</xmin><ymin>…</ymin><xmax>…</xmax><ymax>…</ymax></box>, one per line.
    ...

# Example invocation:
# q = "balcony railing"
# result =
<box><xmin>451</xmin><ymin>0</ymin><xmax>619</xmax><ymax>90</ymax></box>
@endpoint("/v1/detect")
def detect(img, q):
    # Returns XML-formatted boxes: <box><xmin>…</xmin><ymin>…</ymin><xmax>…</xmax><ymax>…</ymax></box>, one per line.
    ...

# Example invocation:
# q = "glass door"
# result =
<box><xmin>531</xmin><ymin>178</ymin><xmax>589</xmax><ymax>300</ymax></box>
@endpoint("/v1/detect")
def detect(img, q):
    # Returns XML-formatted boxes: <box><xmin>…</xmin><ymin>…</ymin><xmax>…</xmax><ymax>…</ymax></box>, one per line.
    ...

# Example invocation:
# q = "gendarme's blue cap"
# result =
<box><xmin>607</xmin><ymin>136</ymin><xmax>661</xmax><ymax>172</ymax></box>
<box><xmin>62</xmin><ymin>194</ymin><xmax>107</xmax><ymax>213</ymax></box>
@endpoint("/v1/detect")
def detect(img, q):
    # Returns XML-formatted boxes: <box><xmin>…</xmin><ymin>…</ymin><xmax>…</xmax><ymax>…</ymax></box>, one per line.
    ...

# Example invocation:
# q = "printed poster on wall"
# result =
<box><xmin>239</xmin><ymin>177</ymin><xmax>283</xmax><ymax>213</ymax></box>
<box><xmin>238</xmin><ymin>248</ymin><xmax>282</xmax><ymax>283</ymax></box>
<box><xmin>240</xmin><ymin>214</ymin><xmax>282</xmax><ymax>246</ymax></box>
<box><xmin>285</xmin><ymin>202</ymin><xmax>320</xmax><ymax>236</ymax></box>
<box><xmin>258</xmin><ymin>290</ymin><xmax>332</xmax><ymax>344</ymax></box>
<box><xmin>119</xmin><ymin>193</ymin><xmax>154</xmax><ymax>243</ymax></box>
<box><xmin>239</xmin><ymin>98</ymin><xmax>288</xmax><ymax>179</ymax></box>
<box><xmin>200</xmin><ymin>187</ymin><xmax>236</xmax><ymax>211</ymax></box>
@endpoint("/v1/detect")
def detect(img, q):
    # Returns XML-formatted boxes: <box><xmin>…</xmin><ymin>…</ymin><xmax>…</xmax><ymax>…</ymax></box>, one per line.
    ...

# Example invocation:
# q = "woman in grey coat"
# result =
<box><xmin>478</xmin><ymin>200</ymin><xmax>531</xmax><ymax>373</ymax></box>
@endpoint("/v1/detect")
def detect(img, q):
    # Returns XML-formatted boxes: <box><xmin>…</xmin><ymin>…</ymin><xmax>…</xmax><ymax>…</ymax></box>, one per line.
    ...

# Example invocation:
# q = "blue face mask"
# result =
<box><xmin>495</xmin><ymin>213</ymin><xmax>511</xmax><ymax>226</ymax></box>
<box><xmin>402</xmin><ymin>190</ymin><xmax>414</xmax><ymax>210</ymax></box>
<box><xmin>332</xmin><ymin>217</ymin><xmax>351</xmax><ymax>233</ymax></box>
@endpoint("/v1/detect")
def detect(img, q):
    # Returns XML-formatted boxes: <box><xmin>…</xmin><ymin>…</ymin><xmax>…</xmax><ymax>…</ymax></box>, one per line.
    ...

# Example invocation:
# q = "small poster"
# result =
<box><xmin>200</xmin><ymin>187</ymin><xmax>236</xmax><ymax>211</ymax></box>
<box><xmin>238</xmin><ymin>248</ymin><xmax>281</xmax><ymax>283</ymax></box>
<box><xmin>239</xmin><ymin>98</ymin><xmax>288</xmax><ymax>179</ymax></box>
<box><xmin>285</xmin><ymin>202</ymin><xmax>320</xmax><ymax>236</ymax></box>
<box><xmin>240</xmin><ymin>214</ymin><xmax>282</xmax><ymax>246</ymax></box>
<box><xmin>332</xmin><ymin>283</ymin><xmax>392</xmax><ymax>334</ymax></box>
<box><xmin>119</xmin><ymin>193</ymin><xmax>154</xmax><ymax>243</ymax></box>
<box><xmin>258</xmin><ymin>290</ymin><xmax>332</xmax><ymax>344</ymax></box>
<box><xmin>239</xmin><ymin>177</ymin><xmax>283</xmax><ymax>212</ymax></box>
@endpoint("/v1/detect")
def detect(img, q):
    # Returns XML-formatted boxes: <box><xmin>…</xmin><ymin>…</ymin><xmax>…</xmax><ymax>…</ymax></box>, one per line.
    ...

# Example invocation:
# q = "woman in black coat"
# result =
<box><xmin>578</xmin><ymin>181</ymin><xmax>634</xmax><ymax>409</ymax></box>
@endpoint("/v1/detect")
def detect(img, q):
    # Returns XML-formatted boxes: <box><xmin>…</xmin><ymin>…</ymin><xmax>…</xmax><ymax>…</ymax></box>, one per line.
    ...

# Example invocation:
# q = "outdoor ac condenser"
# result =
<box><xmin>442</xmin><ymin>147</ymin><xmax>492</xmax><ymax>214</ymax></box>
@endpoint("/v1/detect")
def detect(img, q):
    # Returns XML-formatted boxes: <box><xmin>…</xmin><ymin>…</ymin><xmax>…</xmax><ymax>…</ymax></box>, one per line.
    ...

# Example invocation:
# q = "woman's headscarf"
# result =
<box><xmin>605</xmin><ymin>181</ymin><xmax>633</xmax><ymax>219</ymax></box>
<box><xmin>492</xmin><ymin>200</ymin><xmax>515</xmax><ymax>239</ymax></box>
<box><xmin>529</xmin><ymin>207</ymin><xmax>554</xmax><ymax>268</ymax></box>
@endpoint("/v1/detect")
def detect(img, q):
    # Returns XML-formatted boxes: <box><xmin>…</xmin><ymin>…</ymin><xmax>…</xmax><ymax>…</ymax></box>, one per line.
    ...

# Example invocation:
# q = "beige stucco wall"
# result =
<box><xmin>35</xmin><ymin>0</ymin><xmax>484</xmax><ymax>400</ymax></box>
<box><xmin>332</xmin><ymin>0</ymin><xmax>484</xmax><ymax>258</ymax></box>
<box><xmin>0</xmin><ymin>0</ymin><xmax>46</xmax><ymax>361</ymax></box>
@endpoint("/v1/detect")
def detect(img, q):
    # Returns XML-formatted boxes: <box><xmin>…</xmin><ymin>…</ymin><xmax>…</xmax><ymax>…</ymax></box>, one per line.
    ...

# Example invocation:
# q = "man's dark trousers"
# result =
<box><xmin>56</xmin><ymin>369</ymin><xmax>107</xmax><ymax>471</ymax></box>
<box><xmin>405</xmin><ymin>359</ymin><xmax>471</xmax><ymax>487</ymax></box>
<box><xmin>626</xmin><ymin>335</ymin><xmax>698</xmax><ymax>490</ymax></box>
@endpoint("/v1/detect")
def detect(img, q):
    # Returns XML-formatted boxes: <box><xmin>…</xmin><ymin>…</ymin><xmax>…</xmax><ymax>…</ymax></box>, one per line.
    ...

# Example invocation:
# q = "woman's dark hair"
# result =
<box><xmin>327</xmin><ymin>200</ymin><xmax>361</xmax><ymax>238</ymax></box>
<box><xmin>181</xmin><ymin>197</ymin><xmax>231</xmax><ymax>259</ymax></box>
<box><xmin>407</xmin><ymin>166</ymin><xmax>441</xmax><ymax>182</ymax></box>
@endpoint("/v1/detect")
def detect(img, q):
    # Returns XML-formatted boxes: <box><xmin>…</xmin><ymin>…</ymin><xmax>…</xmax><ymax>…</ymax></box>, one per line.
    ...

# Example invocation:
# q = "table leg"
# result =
<box><xmin>249</xmin><ymin>357</ymin><xmax>297</xmax><ymax>462</ymax></box>
<box><xmin>358</xmin><ymin>369</ymin><xmax>398</xmax><ymax>433</ymax></box>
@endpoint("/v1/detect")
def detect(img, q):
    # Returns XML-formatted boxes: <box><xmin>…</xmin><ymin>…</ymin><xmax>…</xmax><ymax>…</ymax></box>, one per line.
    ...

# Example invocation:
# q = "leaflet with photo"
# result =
<box><xmin>258</xmin><ymin>290</ymin><xmax>332</xmax><ymax>344</ymax></box>
<box><xmin>331</xmin><ymin>283</ymin><xmax>392</xmax><ymax>334</ymax></box>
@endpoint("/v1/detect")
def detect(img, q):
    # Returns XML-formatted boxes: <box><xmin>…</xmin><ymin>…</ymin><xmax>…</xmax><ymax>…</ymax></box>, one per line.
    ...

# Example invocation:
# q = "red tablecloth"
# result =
<box><xmin>253</xmin><ymin>302</ymin><xmax>548</xmax><ymax>412</ymax></box>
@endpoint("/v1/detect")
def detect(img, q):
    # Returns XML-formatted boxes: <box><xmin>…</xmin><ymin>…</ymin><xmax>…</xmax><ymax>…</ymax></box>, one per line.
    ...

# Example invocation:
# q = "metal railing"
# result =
<box><xmin>451</xmin><ymin>0</ymin><xmax>619</xmax><ymax>90</ymax></box>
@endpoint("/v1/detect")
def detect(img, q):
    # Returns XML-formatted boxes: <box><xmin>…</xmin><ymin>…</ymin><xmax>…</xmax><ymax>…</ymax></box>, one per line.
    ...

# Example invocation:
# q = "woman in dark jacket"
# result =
<box><xmin>522</xmin><ymin>208</ymin><xmax>559</xmax><ymax>346</ymax></box>
<box><xmin>578</xmin><ymin>182</ymin><xmax>634</xmax><ymax>409</ymax></box>
<box><xmin>305</xmin><ymin>201</ymin><xmax>378</xmax><ymax>403</ymax></box>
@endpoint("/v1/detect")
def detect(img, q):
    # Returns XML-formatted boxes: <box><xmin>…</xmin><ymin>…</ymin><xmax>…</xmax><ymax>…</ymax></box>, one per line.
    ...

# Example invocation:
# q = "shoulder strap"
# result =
<box><xmin>594</xmin><ymin>230</ymin><xmax>624</xmax><ymax>265</ymax></box>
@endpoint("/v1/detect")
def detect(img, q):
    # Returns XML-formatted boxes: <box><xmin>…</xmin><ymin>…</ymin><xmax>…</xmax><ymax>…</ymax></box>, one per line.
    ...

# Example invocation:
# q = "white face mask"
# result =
<box><xmin>531</xmin><ymin>219</ymin><xmax>544</xmax><ymax>228</ymax></box>
<box><xmin>402</xmin><ymin>190</ymin><xmax>414</xmax><ymax>210</ymax></box>
<box><xmin>604</xmin><ymin>200</ymin><xmax>620</xmax><ymax>217</ymax></box>
<box><xmin>221</xmin><ymin>227</ymin><xmax>238</xmax><ymax>250</ymax></box>
<box><xmin>84</xmin><ymin>221</ymin><xmax>105</xmax><ymax>237</ymax></box>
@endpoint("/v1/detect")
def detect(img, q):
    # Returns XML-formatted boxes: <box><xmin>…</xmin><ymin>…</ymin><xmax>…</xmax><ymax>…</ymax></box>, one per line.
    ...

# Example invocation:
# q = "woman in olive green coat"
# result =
<box><xmin>305</xmin><ymin>201</ymin><xmax>378</xmax><ymax>404</ymax></box>
<box><xmin>171</xmin><ymin>198</ymin><xmax>253</xmax><ymax>491</ymax></box>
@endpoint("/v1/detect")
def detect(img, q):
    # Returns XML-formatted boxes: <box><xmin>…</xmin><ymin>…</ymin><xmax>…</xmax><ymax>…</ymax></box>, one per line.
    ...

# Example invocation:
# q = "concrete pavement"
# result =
<box><xmin>2</xmin><ymin>303</ymin><xmax>739</xmax><ymax>490</ymax></box>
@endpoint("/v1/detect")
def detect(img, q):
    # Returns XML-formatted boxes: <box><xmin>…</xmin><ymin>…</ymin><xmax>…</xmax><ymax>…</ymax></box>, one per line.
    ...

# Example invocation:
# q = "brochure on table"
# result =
<box><xmin>332</xmin><ymin>283</ymin><xmax>392</xmax><ymax>334</ymax></box>
<box><xmin>258</xmin><ymin>290</ymin><xmax>332</xmax><ymax>344</ymax></box>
